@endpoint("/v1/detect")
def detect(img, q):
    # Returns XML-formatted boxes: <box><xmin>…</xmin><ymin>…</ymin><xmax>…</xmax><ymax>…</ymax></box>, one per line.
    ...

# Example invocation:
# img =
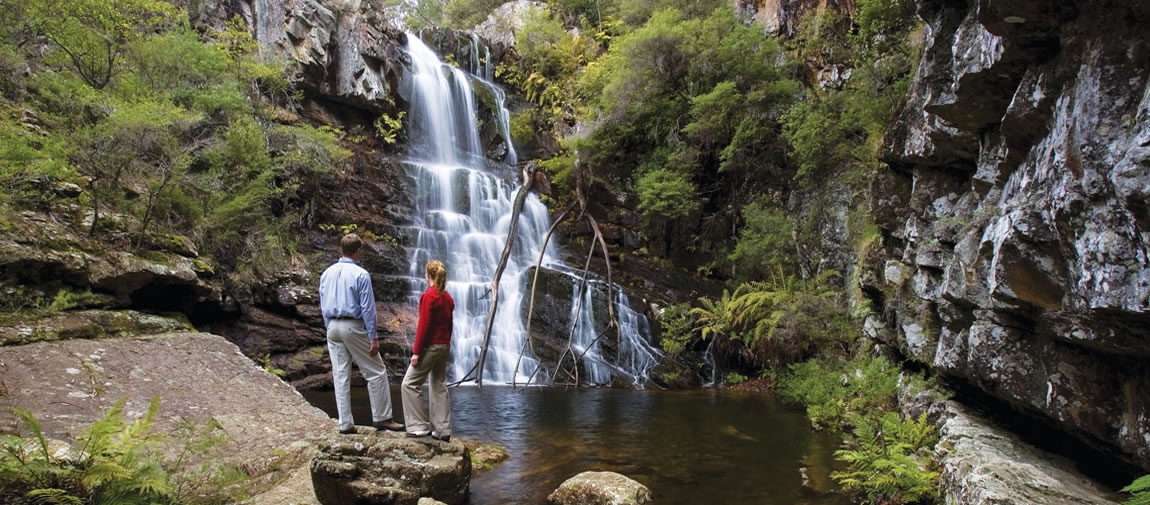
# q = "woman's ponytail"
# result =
<box><xmin>426</xmin><ymin>260</ymin><xmax>447</xmax><ymax>293</ymax></box>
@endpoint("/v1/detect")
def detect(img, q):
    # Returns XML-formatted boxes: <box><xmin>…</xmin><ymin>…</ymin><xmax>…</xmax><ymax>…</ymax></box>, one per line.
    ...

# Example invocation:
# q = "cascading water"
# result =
<box><xmin>400</xmin><ymin>34</ymin><xmax>660</xmax><ymax>385</ymax></box>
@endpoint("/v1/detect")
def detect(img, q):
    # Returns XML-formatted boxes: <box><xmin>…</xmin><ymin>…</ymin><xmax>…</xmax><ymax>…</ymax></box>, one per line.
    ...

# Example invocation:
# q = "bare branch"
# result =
<box><xmin>475</xmin><ymin>165</ymin><xmax>536</xmax><ymax>387</ymax></box>
<box><xmin>550</xmin><ymin>235</ymin><xmax>597</xmax><ymax>386</ymax></box>
<box><xmin>512</xmin><ymin>202</ymin><xmax>575</xmax><ymax>388</ymax></box>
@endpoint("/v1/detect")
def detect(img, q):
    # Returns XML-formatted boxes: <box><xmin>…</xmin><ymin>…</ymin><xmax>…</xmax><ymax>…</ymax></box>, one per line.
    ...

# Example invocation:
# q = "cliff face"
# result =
<box><xmin>865</xmin><ymin>0</ymin><xmax>1150</xmax><ymax>471</ymax></box>
<box><xmin>735</xmin><ymin>0</ymin><xmax>855</xmax><ymax>36</ymax></box>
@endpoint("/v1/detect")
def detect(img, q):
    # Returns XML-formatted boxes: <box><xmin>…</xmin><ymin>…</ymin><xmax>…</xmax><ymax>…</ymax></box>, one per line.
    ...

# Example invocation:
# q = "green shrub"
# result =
<box><xmin>780</xmin><ymin>355</ymin><xmax>903</xmax><ymax>430</ymax></box>
<box><xmin>510</xmin><ymin>109</ymin><xmax>537</xmax><ymax>149</ymax></box>
<box><xmin>657</xmin><ymin>303</ymin><xmax>695</xmax><ymax>356</ymax></box>
<box><xmin>48</xmin><ymin>289</ymin><xmax>105</xmax><ymax>312</ymax></box>
<box><xmin>724</xmin><ymin>371</ymin><xmax>747</xmax><ymax>385</ymax></box>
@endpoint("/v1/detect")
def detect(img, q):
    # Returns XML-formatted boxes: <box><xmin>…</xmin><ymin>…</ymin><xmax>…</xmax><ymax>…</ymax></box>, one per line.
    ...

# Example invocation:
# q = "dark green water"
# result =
<box><xmin>303</xmin><ymin>386</ymin><xmax>849</xmax><ymax>505</ymax></box>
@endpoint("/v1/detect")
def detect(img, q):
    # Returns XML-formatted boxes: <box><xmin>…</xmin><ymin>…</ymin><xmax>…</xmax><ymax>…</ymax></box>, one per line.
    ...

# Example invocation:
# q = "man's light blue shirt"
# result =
<box><xmin>319</xmin><ymin>257</ymin><xmax>378</xmax><ymax>341</ymax></box>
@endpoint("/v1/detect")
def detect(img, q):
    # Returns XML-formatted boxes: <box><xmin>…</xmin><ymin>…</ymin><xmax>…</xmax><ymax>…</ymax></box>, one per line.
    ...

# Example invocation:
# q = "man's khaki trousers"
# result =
<box><xmin>401</xmin><ymin>344</ymin><xmax>451</xmax><ymax>437</ymax></box>
<box><xmin>327</xmin><ymin>319</ymin><xmax>393</xmax><ymax>431</ymax></box>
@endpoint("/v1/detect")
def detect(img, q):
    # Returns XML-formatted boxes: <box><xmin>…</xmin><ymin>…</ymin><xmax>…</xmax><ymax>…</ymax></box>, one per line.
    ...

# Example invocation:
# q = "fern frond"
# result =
<box><xmin>1122</xmin><ymin>475</ymin><xmax>1150</xmax><ymax>505</ymax></box>
<box><xmin>24</xmin><ymin>488</ymin><xmax>83</xmax><ymax>505</ymax></box>
<box><xmin>1123</xmin><ymin>475</ymin><xmax>1150</xmax><ymax>494</ymax></box>
<box><xmin>12</xmin><ymin>408</ymin><xmax>51</xmax><ymax>461</ymax></box>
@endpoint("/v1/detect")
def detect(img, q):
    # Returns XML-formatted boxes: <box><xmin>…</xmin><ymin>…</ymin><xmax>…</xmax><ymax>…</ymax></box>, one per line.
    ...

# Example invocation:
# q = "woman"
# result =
<box><xmin>402</xmin><ymin>259</ymin><xmax>456</xmax><ymax>441</ymax></box>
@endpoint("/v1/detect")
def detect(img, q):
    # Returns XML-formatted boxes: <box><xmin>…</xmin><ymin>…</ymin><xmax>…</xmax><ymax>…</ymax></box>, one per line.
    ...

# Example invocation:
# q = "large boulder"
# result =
<box><xmin>310</xmin><ymin>432</ymin><xmax>471</xmax><ymax>505</ymax></box>
<box><xmin>547</xmin><ymin>471</ymin><xmax>653</xmax><ymax>505</ymax></box>
<box><xmin>0</xmin><ymin>332</ymin><xmax>336</xmax><ymax>499</ymax></box>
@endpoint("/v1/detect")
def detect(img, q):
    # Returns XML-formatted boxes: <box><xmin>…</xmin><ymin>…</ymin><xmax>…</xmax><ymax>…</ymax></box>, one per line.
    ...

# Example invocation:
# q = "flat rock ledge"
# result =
<box><xmin>310</xmin><ymin>431</ymin><xmax>471</xmax><ymax>505</ymax></box>
<box><xmin>929</xmin><ymin>401</ymin><xmax>1121</xmax><ymax>505</ymax></box>
<box><xmin>547</xmin><ymin>471</ymin><xmax>653</xmax><ymax>505</ymax></box>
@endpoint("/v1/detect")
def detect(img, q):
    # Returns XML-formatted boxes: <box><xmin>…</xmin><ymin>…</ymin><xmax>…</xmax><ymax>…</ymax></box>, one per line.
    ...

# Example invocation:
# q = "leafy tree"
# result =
<box><xmin>728</xmin><ymin>198</ymin><xmax>798</xmax><ymax>281</ymax></box>
<box><xmin>383</xmin><ymin>0</ymin><xmax>446</xmax><ymax>30</ymax></box>
<box><xmin>444</xmin><ymin>0</ymin><xmax>505</xmax><ymax>29</ymax></box>
<box><xmin>636</xmin><ymin>168</ymin><xmax>698</xmax><ymax>221</ymax></box>
<box><xmin>24</xmin><ymin>0</ymin><xmax>183</xmax><ymax>89</ymax></box>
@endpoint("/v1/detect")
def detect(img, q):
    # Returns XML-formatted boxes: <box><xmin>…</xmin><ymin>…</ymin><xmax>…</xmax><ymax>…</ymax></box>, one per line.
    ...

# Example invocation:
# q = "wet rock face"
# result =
<box><xmin>870</xmin><ymin>0</ymin><xmax>1150</xmax><ymax>471</ymax></box>
<box><xmin>735</xmin><ymin>0</ymin><xmax>853</xmax><ymax>38</ymax></box>
<box><xmin>310</xmin><ymin>432</ymin><xmax>471</xmax><ymax>505</ymax></box>
<box><xmin>193</xmin><ymin>0</ymin><xmax>410</xmax><ymax>114</ymax></box>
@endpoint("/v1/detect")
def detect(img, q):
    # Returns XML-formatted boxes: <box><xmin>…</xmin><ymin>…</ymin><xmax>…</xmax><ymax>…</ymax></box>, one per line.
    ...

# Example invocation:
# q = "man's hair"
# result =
<box><xmin>340</xmin><ymin>234</ymin><xmax>363</xmax><ymax>257</ymax></box>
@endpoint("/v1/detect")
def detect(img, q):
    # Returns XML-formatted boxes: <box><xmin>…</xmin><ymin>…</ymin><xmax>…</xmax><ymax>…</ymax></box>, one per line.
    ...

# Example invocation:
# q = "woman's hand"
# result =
<box><xmin>410</xmin><ymin>354</ymin><xmax>420</xmax><ymax>367</ymax></box>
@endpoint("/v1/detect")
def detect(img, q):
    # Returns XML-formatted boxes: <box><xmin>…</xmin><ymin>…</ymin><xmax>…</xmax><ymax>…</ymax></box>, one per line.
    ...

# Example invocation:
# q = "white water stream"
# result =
<box><xmin>399</xmin><ymin>34</ymin><xmax>660</xmax><ymax>385</ymax></box>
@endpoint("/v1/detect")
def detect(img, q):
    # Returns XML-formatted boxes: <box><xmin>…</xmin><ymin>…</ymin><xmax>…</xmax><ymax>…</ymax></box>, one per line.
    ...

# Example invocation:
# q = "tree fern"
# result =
<box><xmin>1123</xmin><ymin>475</ymin><xmax>1150</xmax><ymax>505</ymax></box>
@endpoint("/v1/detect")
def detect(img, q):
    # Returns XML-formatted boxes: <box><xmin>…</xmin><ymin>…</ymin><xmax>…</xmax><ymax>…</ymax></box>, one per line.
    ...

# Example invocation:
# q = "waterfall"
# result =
<box><xmin>400</xmin><ymin>34</ymin><xmax>660</xmax><ymax>386</ymax></box>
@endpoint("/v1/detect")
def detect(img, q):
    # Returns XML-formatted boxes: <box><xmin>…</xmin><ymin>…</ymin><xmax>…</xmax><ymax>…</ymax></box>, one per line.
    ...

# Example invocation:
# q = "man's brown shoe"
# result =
<box><xmin>374</xmin><ymin>420</ymin><xmax>405</xmax><ymax>431</ymax></box>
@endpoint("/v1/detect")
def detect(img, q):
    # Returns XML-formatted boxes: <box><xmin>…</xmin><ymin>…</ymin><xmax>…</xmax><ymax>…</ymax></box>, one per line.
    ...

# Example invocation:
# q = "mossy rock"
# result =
<box><xmin>0</xmin><ymin>310</ymin><xmax>193</xmax><ymax>346</ymax></box>
<box><xmin>461</xmin><ymin>440</ymin><xmax>509</xmax><ymax>474</ymax></box>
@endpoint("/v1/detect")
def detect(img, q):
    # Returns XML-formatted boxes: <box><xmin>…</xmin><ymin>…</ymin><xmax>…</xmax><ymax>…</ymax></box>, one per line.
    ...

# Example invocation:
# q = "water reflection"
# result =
<box><xmin>302</xmin><ymin>387</ymin><xmax>848</xmax><ymax>505</ymax></box>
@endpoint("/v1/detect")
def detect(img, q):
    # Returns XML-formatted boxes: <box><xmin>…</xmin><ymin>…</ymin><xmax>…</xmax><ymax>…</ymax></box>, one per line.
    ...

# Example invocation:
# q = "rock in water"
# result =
<box><xmin>310</xmin><ymin>432</ymin><xmax>471</xmax><ymax>505</ymax></box>
<box><xmin>547</xmin><ymin>471</ymin><xmax>653</xmax><ymax>505</ymax></box>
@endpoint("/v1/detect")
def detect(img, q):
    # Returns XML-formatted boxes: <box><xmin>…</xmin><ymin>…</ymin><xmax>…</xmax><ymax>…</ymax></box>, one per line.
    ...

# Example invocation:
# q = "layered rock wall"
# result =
<box><xmin>866</xmin><ymin>0</ymin><xmax>1150</xmax><ymax>471</ymax></box>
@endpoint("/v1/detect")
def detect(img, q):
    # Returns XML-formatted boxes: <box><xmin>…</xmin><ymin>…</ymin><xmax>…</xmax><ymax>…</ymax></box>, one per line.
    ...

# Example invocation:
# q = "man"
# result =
<box><xmin>319</xmin><ymin>233</ymin><xmax>404</xmax><ymax>434</ymax></box>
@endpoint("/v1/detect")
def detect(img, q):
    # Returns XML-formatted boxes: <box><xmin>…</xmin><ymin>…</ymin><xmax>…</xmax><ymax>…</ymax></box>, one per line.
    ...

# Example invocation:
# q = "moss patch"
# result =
<box><xmin>461</xmin><ymin>439</ymin><xmax>509</xmax><ymax>474</ymax></box>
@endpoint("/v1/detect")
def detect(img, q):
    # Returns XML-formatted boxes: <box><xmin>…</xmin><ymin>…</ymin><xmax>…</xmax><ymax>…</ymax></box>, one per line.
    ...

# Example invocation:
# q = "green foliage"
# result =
<box><xmin>1</xmin><ymin>399</ymin><xmax>246</xmax><ymax>505</ymax></box>
<box><xmin>614</xmin><ymin>0</ymin><xmax>724</xmax><ymax>26</ymax></box>
<box><xmin>1122</xmin><ymin>475</ymin><xmax>1150</xmax><ymax>505</ymax></box>
<box><xmin>509</xmin><ymin>109</ymin><xmax>537</xmax><ymax>148</ymax></box>
<box><xmin>1</xmin><ymin>398</ymin><xmax>172</xmax><ymax>504</ymax></box>
<box><xmin>539</xmin><ymin>154</ymin><xmax>576</xmax><ymax>195</ymax></box>
<box><xmin>636</xmin><ymin>168</ymin><xmax>698</xmax><ymax>221</ymax></box>
<box><xmin>48</xmin><ymin>289</ymin><xmax>104</xmax><ymax>312</ymax></box>
<box><xmin>374</xmin><ymin>111</ymin><xmax>406</xmax><ymax>145</ymax></box>
<box><xmin>689</xmin><ymin>270</ymin><xmax>855</xmax><ymax>369</ymax></box>
<box><xmin>570</xmin><ymin>6</ymin><xmax>798</xmax><ymax>250</ymax></box>
<box><xmin>382</xmin><ymin>0</ymin><xmax>445</xmax><ymax>30</ymax></box>
<box><xmin>780</xmin><ymin>355</ymin><xmax>905</xmax><ymax>430</ymax></box>
<box><xmin>689</xmin><ymin>289</ymin><xmax>735</xmax><ymax>342</ymax></box>
<box><xmin>728</xmin><ymin>198</ymin><xmax>797</xmax><ymax>281</ymax></box>
<box><xmin>516</xmin><ymin>7</ymin><xmax>597</xmax><ymax>84</ymax></box>
<box><xmin>23</xmin><ymin>0</ymin><xmax>184</xmax><ymax>89</ymax></box>
<box><xmin>832</xmin><ymin>412</ymin><xmax>940</xmax><ymax>504</ymax></box>
<box><xmin>444</xmin><ymin>0</ymin><xmax>506</xmax><ymax>29</ymax></box>
<box><xmin>0</xmin><ymin>110</ymin><xmax>75</xmax><ymax>205</ymax></box>
<box><xmin>657</xmin><ymin>303</ymin><xmax>695</xmax><ymax>356</ymax></box>
<box><xmin>724</xmin><ymin>371</ymin><xmax>747</xmax><ymax>385</ymax></box>
<box><xmin>257</xmin><ymin>354</ymin><xmax>286</xmax><ymax>378</ymax></box>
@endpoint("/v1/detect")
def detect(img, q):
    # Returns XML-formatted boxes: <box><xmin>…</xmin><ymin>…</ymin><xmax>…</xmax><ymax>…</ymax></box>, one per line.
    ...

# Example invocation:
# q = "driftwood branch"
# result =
<box><xmin>550</xmin><ymin>236</ymin><xmax>597</xmax><ymax>386</ymax></box>
<box><xmin>583</xmin><ymin>215</ymin><xmax>620</xmax><ymax>350</ymax></box>
<box><xmin>512</xmin><ymin>202</ymin><xmax>575</xmax><ymax>388</ymax></box>
<box><xmin>474</xmin><ymin>165</ymin><xmax>536</xmax><ymax>387</ymax></box>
